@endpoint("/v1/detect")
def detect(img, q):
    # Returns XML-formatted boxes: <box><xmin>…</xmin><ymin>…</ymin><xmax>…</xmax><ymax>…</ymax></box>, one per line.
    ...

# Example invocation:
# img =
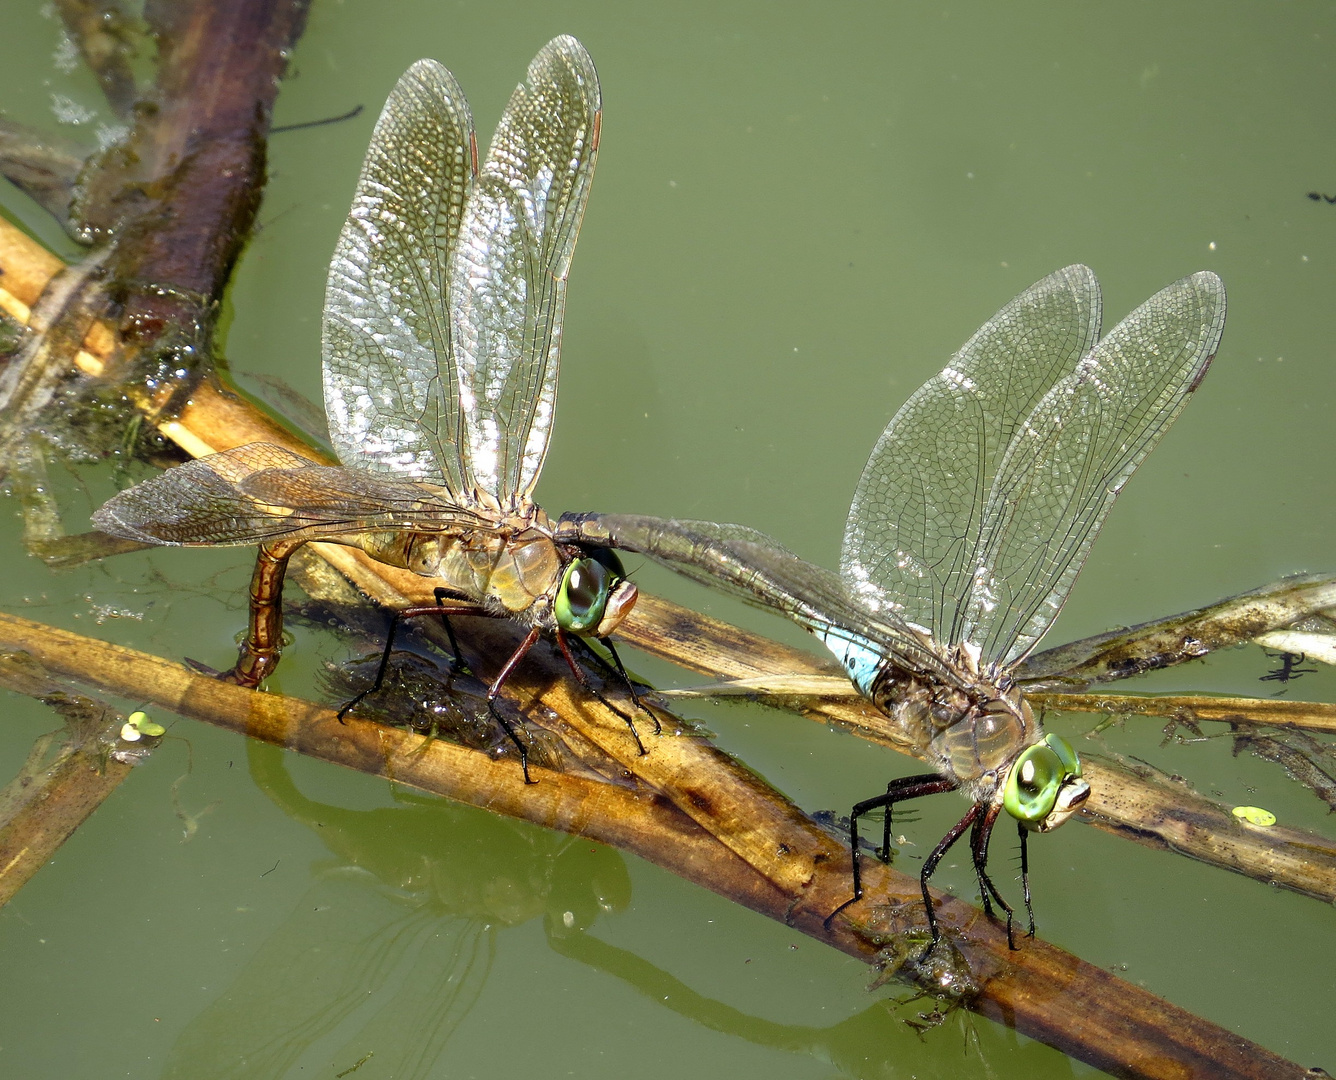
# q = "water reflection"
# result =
<box><xmin>548</xmin><ymin>922</ymin><xmax>1075</xmax><ymax>1079</ymax></box>
<box><xmin>159</xmin><ymin>740</ymin><xmax>630</xmax><ymax>1079</ymax></box>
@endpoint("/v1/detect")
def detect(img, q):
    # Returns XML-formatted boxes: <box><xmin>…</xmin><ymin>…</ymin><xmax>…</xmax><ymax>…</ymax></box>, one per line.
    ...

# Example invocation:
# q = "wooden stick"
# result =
<box><xmin>0</xmin><ymin>610</ymin><xmax>1312</xmax><ymax>1080</ymax></box>
<box><xmin>0</xmin><ymin>653</ymin><xmax>136</xmax><ymax>906</ymax></box>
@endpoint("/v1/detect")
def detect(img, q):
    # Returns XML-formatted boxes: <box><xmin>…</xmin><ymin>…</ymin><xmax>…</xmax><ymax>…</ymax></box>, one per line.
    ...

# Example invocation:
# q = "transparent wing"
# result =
<box><xmin>965</xmin><ymin>271</ymin><xmax>1227</xmax><ymax>666</ymax></box>
<box><xmin>451</xmin><ymin>36</ymin><xmax>601</xmax><ymax>510</ymax></box>
<box><xmin>92</xmin><ymin>444</ymin><xmax>492</xmax><ymax>546</ymax></box>
<box><xmin>842</xmin><ymin>266</ymin><xmax>1101</xmax><ymax>647</ymax></box>
<box><xmin>323</xmin><ymin>59</ymin><xmax>477</xmax><ymax>491</ymax></box>
<box><xmin>558</xmin><ymin>513</ymin><xmax>964</xmax><ymax>687</ymax></box>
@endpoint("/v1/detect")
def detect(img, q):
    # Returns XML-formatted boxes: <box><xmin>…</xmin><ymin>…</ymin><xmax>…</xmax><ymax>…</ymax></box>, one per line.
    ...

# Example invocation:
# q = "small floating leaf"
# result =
<box><xmin>122</xmin><ymin>711</ymin><xmax>166</xmax><ymax>740</ymax></box>
<box><xmin>1232</xmin><ymin>805</ymin><xmax>1277</xmax><ymax>827</ymax></box>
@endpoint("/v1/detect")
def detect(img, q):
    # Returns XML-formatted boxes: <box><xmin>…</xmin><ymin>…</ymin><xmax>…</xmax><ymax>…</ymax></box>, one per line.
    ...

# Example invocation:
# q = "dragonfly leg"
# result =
<box><xmin>227</xmin><ymin>539</ymin><xmax>303</xmax><ymax>687</ymax></box>
<box><xmin>916</xmin><ymin>805</ymin><xmax>980</xmax><ymax>959</ymax></box>
<box><xmin>487</xmin><ymin>626</ymin><xmax>542</xmax><ymax>784</ymax></box>
<box><xmin>349</xmin><ymin>610</ymin><xmax>549</xmax><ymax>785</ymax></box>
<box><xmin>1018</xmin><ymin>823</ymin><xmax>1036</xmax><ymax>939</ymax></box>
<box><xmin>879</xmin><ymin>791</ymin><xmax>896</xmax><ymax>862</ymax></box>
<box><xmin>336</xmin><ymin>591</ymin><xmax>485</xmax><ymax>722</ymax></box>
<box><xmin>556</xmin><ymin>632</ymin><xmax>647</xmax><ymax>755</ymax></box>
<box><xmin>591</xmin><ymin>635</ymin><xmax>661</xmax><ymax>735</ymax></box>
<box><xmin>969</xmin><ymin>803</ymin><xmax>1016</xmax><ymax>949</ymax></box>
<box><xmin>822</xmin><ymin>773</ymin><xmax>956</xmax><ymax>931</ymax></box>
<box><xmin>970</xmin><ymin>809</ymin><xmax>996</xmax><ymax>922</ymax></box>
<box><xmin>431</xmin><ymin>587</ymin><xmax>472</xmax><ymax>674</ymax></box>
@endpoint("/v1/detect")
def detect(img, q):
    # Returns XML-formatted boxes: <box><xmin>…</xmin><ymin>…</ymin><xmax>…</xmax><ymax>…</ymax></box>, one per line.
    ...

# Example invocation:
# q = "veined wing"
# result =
<box><xmin>964</xmin><ymin>271</ymin><xmax>1226</xmax><ymax>667</ymax></box>
<box><xmin>842</xmin><ymin>266</ymin><xmax>1101</xmax><ymax>647</ymax></box>
<box><xmin>92</xmin><ymin>443</ymin><xmax>494</xmax><ymax>546</ymax></box>
<box><xmin>558</xmin><ymin>513</ymin><xmax>965</xmax><ymax>687</ymax></box>
<box><xmin>323</xmin><ymin>59</ymin><xmax>477</xmax><ymax>491</ymax></box>
<box><xmin>451</xmin><ymin>36</ymin><xmax>601</xmax><ymax>511</ymax></box>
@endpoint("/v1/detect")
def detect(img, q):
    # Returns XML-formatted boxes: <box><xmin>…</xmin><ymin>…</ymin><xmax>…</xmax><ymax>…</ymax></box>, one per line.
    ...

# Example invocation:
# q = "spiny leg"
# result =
<box><xmin>430</xmin><ymin>586</ymin><xmax>471</xmax><ymax>673</ymax></box>
<box><xmin>916</xmin><ymin>805</ymin><xmax>980</xmax><ymax>958</ymax></box>
<box><xmin>880</xmin><ymin>786</ymin><xmax>899</xmax><ymax>861</ymax></box>
<box><xmin>588</xmin><ymin>634</ymin><xmax>661</xmax><ymax>735</ymax></box>
<box><xmin>969</xmin><ymin>804</ymin><xmax>1017</xmax><ymax>950</ymax></box>
<box><xmin>337</xmin><ymin>604</ymin><xmax>416</xmax><ymax>721</ymax></box>
<box><xmin>556</xmin><ymin>631</ymin><xmax>647</xmax><ymax>755</ymax></box>
<box><xmin>823</xmin><ymin>773</ymin><xmax>956</xmax><ymax>930</ymax></box>
<box><xmin>336</xmin><ymin>591</ymin><xmax>485</xmax><ymax>721</ymax></box>
<box><xmin>355</xmin><ymin>606</ymin><xmax>545</xmax><ymax>785</ymax></box>
<box><xmin>1018</xmin><ymin>824</ymin><xmax>1036</xmax><ymax>938</ymax></box>
<box><xmin>487</xmin><ymin>626</ymin><xmax>542</xmax><ymax>785</ymax></box>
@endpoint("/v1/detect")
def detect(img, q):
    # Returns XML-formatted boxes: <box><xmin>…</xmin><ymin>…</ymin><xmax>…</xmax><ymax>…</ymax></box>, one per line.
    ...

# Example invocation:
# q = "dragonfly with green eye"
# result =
<box><xmin>93</xmin><ymin>37</ymin><xmax>650</xmax><ymax>782</ymax></box>
<box><xmin>559</xmin><ymin>265</ymin><xmax>1227</xmax><ymax>949</ymax></box>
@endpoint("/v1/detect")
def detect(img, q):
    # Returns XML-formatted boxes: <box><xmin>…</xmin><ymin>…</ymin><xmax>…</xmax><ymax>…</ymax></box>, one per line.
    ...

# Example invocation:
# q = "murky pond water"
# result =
<box><xmin>0</xmin><ymin>2</ymin><xmax>1333</xmax><ymax>1076</ymax></box>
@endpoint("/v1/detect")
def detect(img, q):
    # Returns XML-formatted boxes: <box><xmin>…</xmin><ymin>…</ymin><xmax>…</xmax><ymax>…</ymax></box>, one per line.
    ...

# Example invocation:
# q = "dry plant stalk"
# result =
<box><xmin>0</xmin><ymin>610</ymin><xmax>1313</xmax><ymax>1080</ymax></box>
<box><xmin>0</xmin><ymin>651</ymin><xmax>135</xmax><ymax>905</ymax></box>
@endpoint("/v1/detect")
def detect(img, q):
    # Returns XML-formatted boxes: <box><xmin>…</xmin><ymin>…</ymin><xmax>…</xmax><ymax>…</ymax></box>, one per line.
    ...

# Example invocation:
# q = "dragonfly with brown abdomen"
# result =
<box><xmin>559</xmin><ymin>266</ymin><xmax>1227</xmax><ymax>951</ymax></box>
<box><xmin>93</xmin><ymin>37</ymin><xmax>647</xmax><ymax>781</ymax></box>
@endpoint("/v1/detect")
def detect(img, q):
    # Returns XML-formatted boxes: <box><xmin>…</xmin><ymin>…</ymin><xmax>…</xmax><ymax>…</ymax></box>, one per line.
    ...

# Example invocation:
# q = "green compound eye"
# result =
<box><xmin>555</xmin><ymin>556</ymin><xmax>611</xmax><ymax>634</ymax></box>
<box><xmin>1045</xmin><ymin>731</ymin><xmax>1081</xmax><ymax>779</ymax></box>
<box><xmin>1003</xmin><ymin>734</ymin><xmax>1086</xmax><ymax>827</ymax></box>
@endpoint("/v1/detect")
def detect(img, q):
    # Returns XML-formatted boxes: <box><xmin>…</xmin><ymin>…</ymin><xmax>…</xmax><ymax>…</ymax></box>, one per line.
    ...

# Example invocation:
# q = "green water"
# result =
<box><xmin>1</xmin><ymin>1</ymin><xmax>1334</xmax><ymax>1076</ymax></box>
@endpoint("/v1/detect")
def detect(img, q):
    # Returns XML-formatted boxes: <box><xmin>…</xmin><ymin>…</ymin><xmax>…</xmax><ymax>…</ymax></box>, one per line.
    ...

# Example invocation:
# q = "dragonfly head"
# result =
<box><xmin>1002</xmin><ymin>733</ymin><xmax>1090</xmax><ymax>832</ymax></box>
<box><xmin>555</xmin><ymin>547</ymin><xmax>637</xmax><ymax>637</ymax></box>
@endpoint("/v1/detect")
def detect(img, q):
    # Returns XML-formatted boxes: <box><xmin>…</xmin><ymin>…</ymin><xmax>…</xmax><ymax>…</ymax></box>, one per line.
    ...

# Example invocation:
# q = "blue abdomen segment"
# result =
<box><xmin>816</xmin><ymin>628</ymin><xmax>882</xmax><ymax>697</ymax></box>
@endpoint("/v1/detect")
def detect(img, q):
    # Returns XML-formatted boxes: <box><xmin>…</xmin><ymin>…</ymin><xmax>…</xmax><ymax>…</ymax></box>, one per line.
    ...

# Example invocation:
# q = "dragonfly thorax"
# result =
<box><xmin>352</xmin><ymin>527</ymin><xmax>566</xmax><ymax>621</ymax></box>
<box><xmin>886</xmin><ymin>670</ymin><xmax>1089</xmax><ymax>830</ymax></box>
<box><xmin>870</xmin><ymin>669</ymin><xmax>1042</xmax><ymax>806</ymax></box>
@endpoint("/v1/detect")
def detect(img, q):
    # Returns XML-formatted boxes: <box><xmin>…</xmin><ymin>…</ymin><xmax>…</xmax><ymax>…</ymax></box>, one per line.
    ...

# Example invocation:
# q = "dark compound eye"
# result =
<box><xmin>586</xmin><ymin>545</ymin><xmax>625</xmax><ymax>580</ymax></box>
<box><xmin>555</xmin><ymin>556</ymin><xmax>610</xmax><ymax>633</ymax></box>
<box><xmin>566</xmin><ymin>561</ymin><xmax>604</xmax><ymax>611</ymax></box>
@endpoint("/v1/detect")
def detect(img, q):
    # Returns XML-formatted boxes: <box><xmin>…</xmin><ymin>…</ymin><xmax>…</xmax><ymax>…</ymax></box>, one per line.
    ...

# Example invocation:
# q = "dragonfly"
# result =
<box><xmin>93</xmin><ymin>37</ymin><xmax>647</xmax><ymax>781</ymax></box>
<box><xmin>558</xmin><ymin>265</ymin><xmax>1227</xmax><ymax>949</ymax></box>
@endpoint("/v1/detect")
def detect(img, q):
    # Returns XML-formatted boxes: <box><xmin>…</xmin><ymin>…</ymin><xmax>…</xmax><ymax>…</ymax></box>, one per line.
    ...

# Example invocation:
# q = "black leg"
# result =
<box><xmin>556</xmin><ymin>632</ymin><xmax>647</xmax><ymax>755</ymax></box>
<box><xmin>822</xmin><ymin>773</ymin><xmax>957</xmax><ymax>930</ymax></box>
<box><xmin>970</xmin><ymin>808</ymin><xmax>996</xmax><ymax>921</ymax></box>
<box><xmin>600</xmin><ymin>637</ymin><xmax>662</xmax><ymax>735</ymax></box>
<box><xmin>336</xmin><ymin>604</ymin><xmax>416</xmax><ymax>722</ymax></box>
<box><xmin>969</xmin><ymin>804</ymin><xmax>1016</xmax><ymax>950</ymax></box>
<box><xmin>880</xmin><ymin>785</ymin><xmax>896</xmax><ymax>862</ymax></box>
<box><xmin>432</xmin><ymin>587</ymin><xmax>470</xmax><ymax>674</ymax></box>
<box><xmin>568</xmin><ymin>633</ymin><xmax>661</xmax><ymax>737</ymax></box>
<box><xmin>916</xmin><ymin>805</ymin><xmax>979</xmax><ymax>958</ymax></box>
<box><xmin>487</xmin><ymin>626</ymin><xmax>542</xmax><ymax>784</ymax></box>
<box><xmin>1018</xmin><ymin>823</ymin><xmax>1036</xmax><ymax>938</ymax></box>
<box><xmin>336</xmin><ymin>591</ymin><xmax>484</xmax><ymax>722</ymax></box>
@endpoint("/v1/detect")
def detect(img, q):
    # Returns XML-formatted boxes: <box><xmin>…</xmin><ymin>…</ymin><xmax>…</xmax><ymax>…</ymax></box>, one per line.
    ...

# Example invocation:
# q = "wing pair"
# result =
<box><xmin>562</xmin><ymin>267</ymin><xmax>1226</xmax><ymax>676</ymax></box>
<box><xmin>323</xmin><ymin>36</ymin><xmax>601</xmax><ymax>511</ymax></box>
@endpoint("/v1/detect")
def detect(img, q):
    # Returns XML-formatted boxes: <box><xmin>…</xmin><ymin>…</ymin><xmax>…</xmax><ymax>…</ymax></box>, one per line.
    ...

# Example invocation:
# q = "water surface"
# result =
<box><xmin>0</xmin><ymin>2</ymin><xmax>1333</xmax><ymax>1076</ymax></box>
